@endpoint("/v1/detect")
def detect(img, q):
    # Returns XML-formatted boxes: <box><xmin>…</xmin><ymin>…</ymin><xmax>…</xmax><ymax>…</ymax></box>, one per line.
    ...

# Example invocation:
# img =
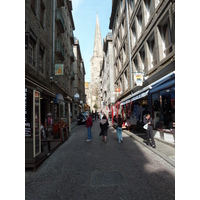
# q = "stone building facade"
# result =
<box><xmin>25</xmin><ymin>0</ymin><xmax>54</xmax><ymax>130</ymax></box>
<box><xmin>51</xmin><ymin>0</ymin><xmax>75</xmax><ymax>121</ymax></box>
<box><xmin>100</xmin><ymin>32</ymin><xmax>115</xmax><ymax>116</ymax></box>
<box><xmin>73</xmin><ymin>38</ymin><xmax>86</xmax><ymax>118</ymax></box>
<box><xmin>90</xmin><ymin>13</ymin><xmax>103</xmax><ymax>112</ymax></box>
<box><xmin>109</xmin><ymin>0</ymin><xmax>175</xmax><ymax>102</ymax></box>
<box><xmin>85</xmin><ymin>82</ymin><xmax>91</xmax><ymax>111</ymax></box>
<box><xmin>25</xmin><ymin>0</ymin><xmax>79</xmax><ymax>168</ymax></box>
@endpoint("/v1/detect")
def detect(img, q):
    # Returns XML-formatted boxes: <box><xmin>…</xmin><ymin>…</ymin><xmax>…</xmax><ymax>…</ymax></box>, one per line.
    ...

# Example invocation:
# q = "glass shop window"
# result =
<box><xmin>159</xmin><ymin>87</ymin><xmax>175</xmax><ymax>129</ymax></box>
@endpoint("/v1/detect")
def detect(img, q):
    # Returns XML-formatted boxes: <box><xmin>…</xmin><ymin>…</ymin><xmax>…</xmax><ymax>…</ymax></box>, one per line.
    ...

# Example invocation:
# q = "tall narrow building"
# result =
<box><xmin>90</xmin><ymin>13</ymin><xmax>103</xmax><ymax>111</ymax></box>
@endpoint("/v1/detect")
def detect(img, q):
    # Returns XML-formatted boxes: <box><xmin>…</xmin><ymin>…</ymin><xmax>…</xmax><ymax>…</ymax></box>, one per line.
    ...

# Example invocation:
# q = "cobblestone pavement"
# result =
<box><xmin>25</xmin><ymin>119</ymin><xmax>175</xmax><ymax>200</ymax></box>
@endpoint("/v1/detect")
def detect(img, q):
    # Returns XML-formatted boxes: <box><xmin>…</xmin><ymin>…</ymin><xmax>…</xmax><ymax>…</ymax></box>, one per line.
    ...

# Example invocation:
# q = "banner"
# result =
<box><xmin>55</xmin><ymin>63</ymin><xmax>64</xmax><ymax>75</ymax></box>
<box><xmin>134</xmin><ymin>73</ymin><xmax>144</xmax><ymax>86</ymax></box>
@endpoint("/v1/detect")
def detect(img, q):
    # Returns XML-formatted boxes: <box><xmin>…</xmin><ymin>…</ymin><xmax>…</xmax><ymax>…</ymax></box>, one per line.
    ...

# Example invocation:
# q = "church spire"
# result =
<box><xmin>93</xmin><ymin>13</ymin><xmax>103</xmax><ymax>58</ymax></box>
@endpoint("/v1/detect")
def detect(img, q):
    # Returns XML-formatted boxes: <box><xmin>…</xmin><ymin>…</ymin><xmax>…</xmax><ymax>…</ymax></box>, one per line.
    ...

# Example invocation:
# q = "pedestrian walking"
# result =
<box><xmin>99</xmin><ymin>115</ymin><xmax>109</xmax><ymax>143</ymax></box>
<box><xmin>113</xmin><ymin>115</ymin><xmax>118</xmax><ymax>129</ymax></box>
<box><xmin>117</xmin><ymin>114</ymin><xmax>123</xmax><ymax>143</ymax></box>
<box><xmin>95</xmin><ymin>110</ymin><xmax>97</xmax><ymax>121</ymax></box>
<box><xmin>109</xmin><ymin>112</ymin><xmax>112</xmax><ymax>121</ymax></box>
<box><xmin>86</xmin><ymin>113</ymin><xmax>93</xmax><ymax>142</ymax></box>
<box><xmin>143</xmin><ymin>113</ymin><xmax>156</xmax><ymax>148</ymax></box>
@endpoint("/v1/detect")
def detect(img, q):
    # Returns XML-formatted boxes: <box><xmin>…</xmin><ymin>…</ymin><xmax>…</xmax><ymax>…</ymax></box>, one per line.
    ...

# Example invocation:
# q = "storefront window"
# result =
<box><xmin>25</xmin><ymin>88</ymin><xmax>33</xmax><ymax>139</ymax></box>
<box><xmin>160</xmin><ymin>87</ymin><xmax>175</xmax><ymax>129</ymax></box>
<box><xmin>152</xmin><ymin>86</ymin><xmax>175</xmax><ymax>130</ymax></box>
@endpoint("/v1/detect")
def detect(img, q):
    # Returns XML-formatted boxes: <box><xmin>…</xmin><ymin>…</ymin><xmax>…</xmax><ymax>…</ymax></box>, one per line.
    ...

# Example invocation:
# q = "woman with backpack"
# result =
<box><xmin>99</xmin><ymin>115</ymin><xmax>109</xmax><ymax>143</ymax></box>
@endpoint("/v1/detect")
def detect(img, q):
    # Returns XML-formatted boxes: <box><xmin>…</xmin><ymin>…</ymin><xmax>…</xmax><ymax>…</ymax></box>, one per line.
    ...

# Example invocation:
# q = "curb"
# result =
<box><xmin>122</xmin><ymin>129</ymin><xmax>175</xmax><ymax>167</ymax></box>
<box><xmin>71</xmin><ymin>122</ymin><xmax>78</xmax><ymax>131</ymax></box>
<box><xmin>154</xmin><ymin>137</ymin><xmax>175</xmax><ymax>148</ymax></box>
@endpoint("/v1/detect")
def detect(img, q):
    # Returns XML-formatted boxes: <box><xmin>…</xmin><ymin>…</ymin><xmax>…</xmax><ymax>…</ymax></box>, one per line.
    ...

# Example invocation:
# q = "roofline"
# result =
<box><xmin>66</xmin><ymin>0</ymin><xmax>75</xmax><ymax>30</ymax></box>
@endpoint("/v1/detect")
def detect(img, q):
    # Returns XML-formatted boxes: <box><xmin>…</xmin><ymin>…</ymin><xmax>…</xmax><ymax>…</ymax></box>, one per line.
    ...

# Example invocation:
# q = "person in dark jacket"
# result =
<box><xmin>143</xmin><ymin>113</ymin><xmax>156</xmax><ymax>148</ymax></box>
<box><xmin>86</xmin><ymin>113</ymin><xmax>93</xmax><ymax>142</ymax></box>
<box><xmin>99</xmin><ymin>115</ymin><xmax>109</xmax><ymax>143</ymax></box>
<box><xmin>117</xmin><ymin>114</ymin><xmax>123</xmax><ymax>143</ymax></box>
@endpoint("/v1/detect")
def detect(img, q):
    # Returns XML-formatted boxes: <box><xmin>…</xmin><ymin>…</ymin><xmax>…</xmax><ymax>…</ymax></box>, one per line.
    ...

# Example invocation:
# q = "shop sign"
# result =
<box><xmin>55</xmin><ymin>63</ymin><xmax>64</xmax><ymax>75</ymax></box>
<box><xmin>74</xmin><ymin>93</ymin><xmax>79</xmax><ymax>100</ymax></box>
<box><xmin>134</xmin><ymin>73</ymin><xmax>144</xmax><ymax>86</ymax></box>
<box><xmin>33</xmin><ymin>90</ymin><xmax>41</xmax><ymax>157</ymax></box>
<box><xmin>111</xmin><ymin>97</ymin><xmax>115</xmax><ymax>103</ymax></box>
<box><xmin>115</xmin><ymin>87</ymin><xmax>121</xmax><ymax>92</ymax></box>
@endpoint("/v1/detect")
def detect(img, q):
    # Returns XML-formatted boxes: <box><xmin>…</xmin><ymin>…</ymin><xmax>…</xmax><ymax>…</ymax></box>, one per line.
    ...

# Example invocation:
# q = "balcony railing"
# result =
<box><xmin>55</xmin><ymin>39</ymin><xmax>65</xmax><ymax>60</ymax></box>
<box><xmin>56</xmin><ymin>9</ymin><xmax>65</xmax><ymax>33</ymax></box>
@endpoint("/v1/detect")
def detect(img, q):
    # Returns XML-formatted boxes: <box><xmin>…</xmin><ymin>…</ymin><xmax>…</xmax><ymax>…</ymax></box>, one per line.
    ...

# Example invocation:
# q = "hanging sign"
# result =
<box><xmin>74</xmin><ymin>93</ymin><xmax>79</xmax><ymax>100</ymax></box>
<box><xmin>134</xmin><ymin>73</ymin><xmax>144</xmax><ymax>86</ymax></box>
<box><xmin>115</xmin><ymin>87</ymin><xmax>121</xmax><ymax>92</ymax></box>
<box><xmin>55</xmin><ymin>63</ymin><xmax>64</xmax><ymax>75</ymax></box>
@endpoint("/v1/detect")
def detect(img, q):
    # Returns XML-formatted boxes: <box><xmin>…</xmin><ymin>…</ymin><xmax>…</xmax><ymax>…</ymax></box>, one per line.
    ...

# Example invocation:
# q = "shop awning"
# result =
<box><xmin>120</xmin><ymin>85</ymin><xmax>151</xmax><ymax>105</ymax></box>
<box><xmin>131</xmin><ymin>90</ymin><xmax>149</xmax><ymax>102</ymax></box>
<box><xmin>54</xmin><ymin>94</ymin><xmax>65</xmax><ymax>105</ymax></box>
<box><xmin>149</xmin><ymin>79</ymin><xmax>175</xmax><ymax>94</ymax></box>
<box><xmin>25</xmin><ymin>77</ymin><xmax>56</xmax><ymax>97</ymax></box>
<box><xmin>121</xmin><ymin>90</ymin><xmax>149</xmax><ymax>105</ymax></box>
<box><xmin>150</xmin><ymin>71</ymin><xmax>175</xmax><ymax>89</ymax></box>
<box><xmin>120</xmin><ymin>71</ymin><xmax>175</xmax><ymax>106</ymax></box>
<box><xmin>120</xmin><ymin>94</ymin><xmax>133</xmax><ymax>105</ymax></box>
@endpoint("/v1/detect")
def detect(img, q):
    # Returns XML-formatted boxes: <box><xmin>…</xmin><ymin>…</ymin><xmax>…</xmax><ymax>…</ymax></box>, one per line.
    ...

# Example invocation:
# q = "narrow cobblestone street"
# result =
<box><xmin>25</xmin><ymin>119</ymin><xmax>175</xmax><ymax>200</ymax></box>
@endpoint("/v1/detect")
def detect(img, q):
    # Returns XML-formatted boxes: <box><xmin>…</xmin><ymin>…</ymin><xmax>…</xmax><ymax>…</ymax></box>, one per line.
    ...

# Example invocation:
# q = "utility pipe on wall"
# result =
<box><xmin>125</xmin><ymin>0</ymin><xmax>133</xmax><ymax>94</ymax></box>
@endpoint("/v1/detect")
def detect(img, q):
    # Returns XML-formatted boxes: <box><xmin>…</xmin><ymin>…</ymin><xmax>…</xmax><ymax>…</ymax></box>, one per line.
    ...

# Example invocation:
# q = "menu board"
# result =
<box><xmin>33</xmin><ymin>90</ymin><xmax>41</xmax><ymax>157</ymax></box>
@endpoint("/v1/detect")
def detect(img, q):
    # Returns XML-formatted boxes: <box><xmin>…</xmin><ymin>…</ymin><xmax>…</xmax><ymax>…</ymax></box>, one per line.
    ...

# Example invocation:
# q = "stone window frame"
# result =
<box><xmin>28</xmin><ymin>30</ymin><xmax>37</xmax><ymax>67</ymax></box>
<box><xmin>40</xmin><ymin>0</ymin><xmax>46</xmax><ymax>29</ymax></box>
<box><xmin>146</xmin><ymin>33</ymin><xmax>157</xmax><ymax>70</ymax></box>
<box><xmin>138</xmin><ymin>46</ymin><xmax>145</xmax><ymax>73</ymax></box>
<box><xmin>31</xmin><ymin>0</ymin><xmax>37</xmax><ymax>15</ymax></box>
<box><xmin>124</xmin><ymin>70</ymin><xmax>129</xmax><ymax>91</ymax></box>
<box><xmin>131</xmin><ymin>21</ymin><xmax>137</xmax><ymax>49</ymax></box>
<box><xmin>122</xmin><ymin>44</ymin><xmax>126</xmax><ymax>65</ymax></box>
<box><xmin>136</xmin><ymin>6</ymin><xmax>143</xmax><ymax>39</ymax></box>
<box><xmin>157</xmin><ymin>12</ymin><xmax>172</xmax><ymax>60</ymax></box>
<box><xmin>39</xmin><ymin>43</ymin><xmax>45</xmax><ymax>74</ymax></box>
<box><xmin>132</xmin><ymin>55</ymin><xmax>139</xmax><ymax>74</ymax></box>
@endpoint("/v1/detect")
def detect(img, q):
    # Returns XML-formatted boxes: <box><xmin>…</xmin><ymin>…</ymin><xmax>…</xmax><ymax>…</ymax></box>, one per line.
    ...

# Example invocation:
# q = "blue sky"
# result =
<box><xmin>72</xmin><ymin>0</ymin><xmax>112</xmax><ymax>82</ymax></box>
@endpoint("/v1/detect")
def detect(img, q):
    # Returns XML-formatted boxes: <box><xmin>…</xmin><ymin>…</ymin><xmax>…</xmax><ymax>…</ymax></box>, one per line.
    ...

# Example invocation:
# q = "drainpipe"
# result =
<box><xmin>125</xmin><ymin>0</ymin><xmax>133</xmax><ymax>94</ymax></box>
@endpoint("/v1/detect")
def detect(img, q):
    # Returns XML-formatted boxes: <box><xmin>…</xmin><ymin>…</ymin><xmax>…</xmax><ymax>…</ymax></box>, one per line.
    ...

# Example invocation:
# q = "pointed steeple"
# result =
<box><xmin>93</xmin><ymin>13</ymin><xmax>103</xmax><ymax>58</ymax></box>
